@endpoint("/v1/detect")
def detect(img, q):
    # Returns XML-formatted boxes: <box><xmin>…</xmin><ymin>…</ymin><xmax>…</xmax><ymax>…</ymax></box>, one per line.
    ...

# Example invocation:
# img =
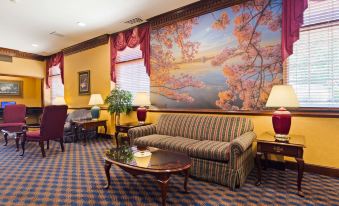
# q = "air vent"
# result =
<box><xmin>123</xmin><ymin>17</ymin><xmax>144</xmax><ymax>25</ymax></box>
<box><xmin>49</xmin><ymin>31</ymin><xmax>65</xmax><ymax>38</ymax></box>
<box><xmin>0</xmin><ymin>55</ymin><xmax>13</xmax><ymax>63</ymax></box>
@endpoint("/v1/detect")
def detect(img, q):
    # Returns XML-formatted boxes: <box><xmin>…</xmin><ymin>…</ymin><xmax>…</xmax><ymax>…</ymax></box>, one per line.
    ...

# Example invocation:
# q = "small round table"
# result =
<box><xmin>104</xmin><ymin>146</ymin><xmax>191</xmax><ymax>206</ymax></box>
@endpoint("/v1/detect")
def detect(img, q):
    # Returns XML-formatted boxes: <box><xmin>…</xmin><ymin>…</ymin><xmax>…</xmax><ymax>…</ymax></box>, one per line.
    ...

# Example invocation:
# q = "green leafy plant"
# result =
<box><xmin>105</xmin><ymin>87</ymin><xmax>132</xmax><ymax>125</ymax></box>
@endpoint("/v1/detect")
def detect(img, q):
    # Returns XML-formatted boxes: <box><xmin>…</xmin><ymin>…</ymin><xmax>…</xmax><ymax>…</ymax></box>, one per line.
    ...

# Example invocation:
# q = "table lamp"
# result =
<box><xmin>88</xmin><ymin>94</ymin><xmax>104</xmax><ymax>120</ymax></box>
<box><xmin>134</xmin><ymin>92</ymin><xmax>151</xmax><ymax>124</ymax></box>
<box><xmin>266</xmin><ymin>85</ymin><xmax>299</xmax><ymax>142</ymax></box>
<box><xmin>53</xmin><ymin>96</ymin><xmax>66</xmax><ymax>105</ymax></box>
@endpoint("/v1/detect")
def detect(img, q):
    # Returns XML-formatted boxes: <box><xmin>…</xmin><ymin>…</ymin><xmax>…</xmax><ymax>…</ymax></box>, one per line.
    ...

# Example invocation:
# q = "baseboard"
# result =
<box><xmin>264</xmin><ymin>159</ymin><xmax>339</xmax><ymax>178</ymax></box>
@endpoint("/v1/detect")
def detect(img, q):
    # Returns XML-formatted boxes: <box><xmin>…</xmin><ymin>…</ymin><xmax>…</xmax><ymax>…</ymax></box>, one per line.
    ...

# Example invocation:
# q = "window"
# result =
<box><xmin>49</xmin><ymin>64</ymin><xmax>64</xmax><ymax>104</ymax></box>
<box><xmin>287</xmin><ymin>0</ymin><xmax>339</xmax><ymax>107</ymax></box>
<box><xmin>115</xmin><ymin>45</ymin><xmax>150</xmax><ymax>105</ymax></box>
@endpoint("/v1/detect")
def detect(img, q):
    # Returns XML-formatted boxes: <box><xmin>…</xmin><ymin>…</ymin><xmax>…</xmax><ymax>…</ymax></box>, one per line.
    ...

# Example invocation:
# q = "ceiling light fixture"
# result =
<box><xmin>31</xmin><ymin>44</ymin><xmax>39</xmax><ymax>47</ymax></box>
<box><xmin>10</xmin><ymin>0</ymin><xmax>21</xmax><ymax>3</ymax></box>
<box><xmin>77</xmin><ymin>22</ymin><xmax>86</xmax><ymax>27</ymax></box>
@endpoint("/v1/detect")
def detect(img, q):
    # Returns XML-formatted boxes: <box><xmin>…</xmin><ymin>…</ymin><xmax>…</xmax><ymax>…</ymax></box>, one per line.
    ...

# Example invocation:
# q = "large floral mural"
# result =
<box><xmin>150</xmin><ymin>0</ymin><xmax>283</xmax><ymax>110</ymax></box>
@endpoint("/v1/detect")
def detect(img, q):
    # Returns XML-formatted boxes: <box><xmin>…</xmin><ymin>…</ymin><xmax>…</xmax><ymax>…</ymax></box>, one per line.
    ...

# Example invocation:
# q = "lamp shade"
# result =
<box><xmin>88</xmin><ymin>94</ymin><xmax>104</xmax><ymax>105</ymax></box>
<box><xmin>266</xmin><ymin>85</ymin><xmax>299</xmax><ymax>108</ymax></box>
<box><xmin>133</xmin><ymin>92</ymin><xmax>151</xmax><ymax>106</ymax></box>
<box><xmin>53</xmin><ymin>96</ymin><xmax>66</xmax><ymax>105</ymax></box>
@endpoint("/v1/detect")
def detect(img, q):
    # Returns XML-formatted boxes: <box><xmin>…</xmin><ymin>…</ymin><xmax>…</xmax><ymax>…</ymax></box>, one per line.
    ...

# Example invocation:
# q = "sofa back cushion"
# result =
<box><xmin>66</xmin><ymin>109</ymin><xmax>92</xmax><ymax>122</ymax></box>
<box><xmin>156</xmin><ymin>114</ymin><xmax>253</xmax><ymax>142</ymax></box>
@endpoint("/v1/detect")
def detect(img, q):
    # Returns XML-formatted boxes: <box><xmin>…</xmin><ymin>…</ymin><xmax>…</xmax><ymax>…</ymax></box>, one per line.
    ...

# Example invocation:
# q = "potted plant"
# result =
<box><xmin>105</xmin><ymin>87</ymin><xmax>133</xmax><ymax>125</ymax></box>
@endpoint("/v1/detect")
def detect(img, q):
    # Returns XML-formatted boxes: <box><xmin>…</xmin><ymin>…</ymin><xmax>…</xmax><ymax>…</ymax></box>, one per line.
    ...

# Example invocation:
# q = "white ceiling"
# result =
<box><xmin>0</xmin><ymin>0</ymin><xmax>198</xmax><ymax>55</ymax></box>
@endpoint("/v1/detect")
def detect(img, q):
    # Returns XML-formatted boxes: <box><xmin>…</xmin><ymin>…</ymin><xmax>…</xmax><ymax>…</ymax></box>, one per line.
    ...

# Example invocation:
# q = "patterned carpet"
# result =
<box><xmin>0</xmin><ymin>135</ymin><xmax>338</xmax><ymax>206</ymax></box>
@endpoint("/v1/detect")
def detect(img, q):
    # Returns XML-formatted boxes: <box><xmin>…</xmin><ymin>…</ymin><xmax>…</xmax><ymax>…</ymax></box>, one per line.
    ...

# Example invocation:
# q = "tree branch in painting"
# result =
<box><xmin>212</xmin><ymin>0</ymin><xmax>282</xmax><ymax>110</ymax></box>
<box><xmin>150</xmin><ymin>18</ymin><xmax>205</xmax><ymax>103</ymax></box>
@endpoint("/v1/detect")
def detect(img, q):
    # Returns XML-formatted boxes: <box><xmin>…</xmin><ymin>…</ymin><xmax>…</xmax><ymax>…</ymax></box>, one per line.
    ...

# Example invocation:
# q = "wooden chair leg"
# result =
<box><xmin>20</xmin><ymin>137</ymin><xmax>26</xmax><ymax>157</ymax></box>
<box><xmin>47</xmin><ymin>140</ymin><xmax>49</xmax><ymax>149</ymax></box>
<box><xmin>60</xmin><ymin>138</ymin><xmax>64</xmax><ymax>152</ymax></box>
<box><xmin>3</xmin><ymin>133</ymin><xmax>8</xmax><ymax>146</ymax></box>
<box><xmin>39</xmin><ymin>141</ymin><xmax>46</xmax><ymax>158</ymax></box>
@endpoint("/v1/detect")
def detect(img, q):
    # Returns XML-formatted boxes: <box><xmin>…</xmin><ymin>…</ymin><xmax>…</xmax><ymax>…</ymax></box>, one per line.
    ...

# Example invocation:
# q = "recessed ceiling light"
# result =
<box><xmin>32</xmin><ymin>44</ymin><xmax>39</xmax><ymax>47</ymax></box>
<box><xmin>77</xmin><ymin>22</ymin><xmax>86</xmax><ymax>27</ymax></box>
<box><xmin>10</xmin><ymin>0</ymin><xmax>21</xmax><ymax>3</ymax></box>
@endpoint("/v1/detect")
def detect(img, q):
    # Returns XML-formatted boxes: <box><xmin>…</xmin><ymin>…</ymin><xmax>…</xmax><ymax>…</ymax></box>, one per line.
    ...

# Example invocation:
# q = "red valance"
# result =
<box><xmin>46</xmin><ymin>52</ymin><xmax>64</xmax><ymax>88</ymax></box>
<box><xmin>110</xmin><ymin>24</ymin><xmax>150</xmax><ymax>82</ymax></box>
<box><xmin>281</xmin><ymin>0</ymin><xmax>308</xmax><ymax>61</ymax></box>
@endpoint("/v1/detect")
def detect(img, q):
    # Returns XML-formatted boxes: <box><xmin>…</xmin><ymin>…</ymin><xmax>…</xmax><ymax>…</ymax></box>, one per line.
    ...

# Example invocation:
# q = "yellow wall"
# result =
<box><xmin>0</xmin><ymin>57</ymin><xmax>45</xmax><ymax>78</ymax></box>
<box><xmin>61</xmin><ymin>43</ymin><xmax>339</xmax><ymax>169</ymax></box>
<box><xmin>0</xmin><ymin>75</ymin><xmax>42</xmax><ymax>107</ymax></box>
<box><xmin>64</xmin><ymin>44</ymin><xmax>113</xmax><ymax>133</ymax></box>
<box><xmin>147</xmin><ymin>112</ymin><xmax>339</xmax><ymax>169</ymax></box>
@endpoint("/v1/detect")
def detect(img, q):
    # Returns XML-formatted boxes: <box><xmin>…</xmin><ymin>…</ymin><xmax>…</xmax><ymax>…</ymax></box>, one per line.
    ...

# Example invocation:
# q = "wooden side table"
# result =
<box><xmin>255</xmin><ymin>132</ymin><xmax>306</xmax><ymax>197</ymax></box>
<box><xmin>115</xmin><ymin>122</ymin><xmax>152</xmax><ymax>148</ymax></box>
<box><xmin>72</xmin><ymin>119</ymin><xmax>107</xmax><ymax>145</ymax></box>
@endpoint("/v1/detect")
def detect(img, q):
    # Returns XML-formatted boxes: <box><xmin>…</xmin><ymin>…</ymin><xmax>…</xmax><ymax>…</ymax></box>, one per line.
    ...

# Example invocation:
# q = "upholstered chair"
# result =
<box><xmin>0</xmin><ymin>104</ymin><xmax>26</xmax><ymax>151</ymax></box>
<box><xmin>21</xmin><ymin>105</ymin><xmax>68</xmax><ymax>158</ymax></box>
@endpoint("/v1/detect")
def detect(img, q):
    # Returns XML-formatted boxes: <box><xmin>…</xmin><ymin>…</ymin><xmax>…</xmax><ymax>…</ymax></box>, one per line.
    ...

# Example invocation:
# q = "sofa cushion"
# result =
<box><xmin>134</xmin><ymin>134</ymin><xmax>172</xmax><ymax>148</ymax></box>
<box><xmin>156</xmin><ymin>114</ymin><xmax>254</xmax><ymax>142</ymax></box>
<box><xmin>189</xmin><ymin>140</ymin><xmax>230</xmax><ymax>162</ymax></box>
<box><xmin>158</xmin><ymin>136</ymin><xmax>200</xmax><ymax>153</ymax></box>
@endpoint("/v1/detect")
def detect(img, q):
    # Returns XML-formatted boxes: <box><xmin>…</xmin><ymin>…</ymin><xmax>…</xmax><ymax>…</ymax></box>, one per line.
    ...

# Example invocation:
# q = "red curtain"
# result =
<box><xmin>281</xmin><ymin>0</ymin><xmax>308</xmax><ymax>61</ymax></box>
<box><xmin>110</xmin><ymin>24</ymin><xmax>150</xmax><ymax>82</ymax></box>
<box><xmin>46</xmin><ymin>52</ymin><xmax>64</xmax><ymax>88</ymax></box>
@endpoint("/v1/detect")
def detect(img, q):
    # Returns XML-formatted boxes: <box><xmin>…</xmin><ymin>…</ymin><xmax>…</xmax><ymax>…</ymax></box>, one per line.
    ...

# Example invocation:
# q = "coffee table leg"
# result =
<box><xmin>104</xmin><ymin>160</ymin><xmax>112</xmax><ymax>189</ymax></box>
<box><xmin>15</xmin><ymin>136</ymin><xmax>20</xmax><ymax>152</ymax></box>
<box><xmin>156</xmin><ymin>174</ymin><xmax>170</xmax><ymax>206</ymax></box>
<box><xmin>184</xmin><ymin>169</ymin><xmax>189</xmax><ymax>193</ymax></box>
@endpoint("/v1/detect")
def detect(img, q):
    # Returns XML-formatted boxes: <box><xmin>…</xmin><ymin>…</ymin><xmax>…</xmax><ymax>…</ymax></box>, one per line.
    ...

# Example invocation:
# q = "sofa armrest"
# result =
<box><xmin>229</xmin><ymin>132</ymin><xmax>256</xmax><ymax>169</ymax></box>
<box><xmin>230</xmin><ymin>131</ymin><xmax>256</xmax><ymax>153</ymax></box>
<box><xmin>128</xmin><ymin>124</ymin><xmax>157</xmax><ymax>144</ymax></box>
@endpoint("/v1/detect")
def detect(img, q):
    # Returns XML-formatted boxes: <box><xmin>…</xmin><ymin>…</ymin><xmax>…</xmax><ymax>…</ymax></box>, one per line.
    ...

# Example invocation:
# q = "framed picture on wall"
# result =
<box><xmin>0</xmin><ymin>80</ymin><xmax>23</xmax><ymax>97</ymax></box>
<box><xmin>78</xmin><ymin>70</ymin><xmax>90</xmax><ymax>95</ymax></box>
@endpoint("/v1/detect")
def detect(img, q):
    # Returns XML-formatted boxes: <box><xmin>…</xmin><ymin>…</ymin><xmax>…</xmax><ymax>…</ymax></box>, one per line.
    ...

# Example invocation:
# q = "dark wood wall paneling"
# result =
<box><xmin>148</xmin><ymin>0</ymin><xmax>249</xmax><ymax>29</ymax></box>
<box><xmin>62</xmin><ymin>34</ymin><xmax>110</xmax><ymax>56</ymax></box>
<box><xmin>0</xmin><ymin>47</ymin><xmax>45</xmax><ymax>61</ymax></box>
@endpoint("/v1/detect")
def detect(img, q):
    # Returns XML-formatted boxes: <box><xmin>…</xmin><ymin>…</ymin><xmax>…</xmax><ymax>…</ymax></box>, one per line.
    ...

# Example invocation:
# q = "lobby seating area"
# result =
<box><xmin>130</xmin><ymin>114</ymin><xmax>256</xmax><ymax>190</ymax></box>
<box><xmin>0</xmin><ymin>0</ymin><xmax>339</xmax><ymax>205</ymax></box>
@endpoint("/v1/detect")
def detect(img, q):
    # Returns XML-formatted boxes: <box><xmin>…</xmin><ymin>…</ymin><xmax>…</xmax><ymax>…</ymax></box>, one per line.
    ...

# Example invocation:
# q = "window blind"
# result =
<box><xmin>115</xmin><ymin>46</ymin><xmax>150</xmax><ymax>105</ymax></box>
<box><xmin>49</xmin><ymin>64</ymin><xmax>64</xmax><ymax>104</ymax></box>
<box><xmin>287</xmin><ymin>0</ymin><xmax>339</xmax><ymax>107</ymax></box>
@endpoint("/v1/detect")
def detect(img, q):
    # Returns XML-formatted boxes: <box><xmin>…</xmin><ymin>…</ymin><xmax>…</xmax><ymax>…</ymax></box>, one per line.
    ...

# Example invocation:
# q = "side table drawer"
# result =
<box><xmin>259</xmin><ymin>143</ymin><xmax>300</xmax><ymax>157</ymax></box>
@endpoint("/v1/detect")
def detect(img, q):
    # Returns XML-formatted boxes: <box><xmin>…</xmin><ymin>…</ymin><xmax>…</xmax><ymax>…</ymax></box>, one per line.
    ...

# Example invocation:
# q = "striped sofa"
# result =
<box><xmin>128</xmin><ymin>114</ymin><xmax>256</xmax><ymax>190</ymax></box>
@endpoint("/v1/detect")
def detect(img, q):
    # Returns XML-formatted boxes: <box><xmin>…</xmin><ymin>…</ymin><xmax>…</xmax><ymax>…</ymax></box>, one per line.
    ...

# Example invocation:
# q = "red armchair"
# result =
<box><xmin>21</xmin><ymin>105</ymin><xmax>68</xmax><ymax>158</ymax></box>
<box><xmin>0</xmin><ymin>104</ymin><xmax>26</xmax><ymax>151</ymax></box>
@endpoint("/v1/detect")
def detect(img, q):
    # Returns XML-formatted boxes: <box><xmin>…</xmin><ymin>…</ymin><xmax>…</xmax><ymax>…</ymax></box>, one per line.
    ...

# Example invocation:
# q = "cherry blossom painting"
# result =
<box><xmin>150</xmin><ymin>0</ymin><xmax>283</xmax><ymax>110</ymax></box>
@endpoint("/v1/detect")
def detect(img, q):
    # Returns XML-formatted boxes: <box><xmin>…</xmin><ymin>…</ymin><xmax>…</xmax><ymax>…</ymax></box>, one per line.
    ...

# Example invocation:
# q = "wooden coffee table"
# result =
<box><xmin>104</xmin><ymin>146</ymin><xmax>191</xmax><ymax>206</ymax></box>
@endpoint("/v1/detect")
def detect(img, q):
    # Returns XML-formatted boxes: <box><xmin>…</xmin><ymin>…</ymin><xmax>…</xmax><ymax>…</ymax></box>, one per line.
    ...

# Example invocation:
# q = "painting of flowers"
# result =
<box><xmin>150</xmin><ymin>0</ymin><xmax>283</xmax><ymax>110</ymax></box>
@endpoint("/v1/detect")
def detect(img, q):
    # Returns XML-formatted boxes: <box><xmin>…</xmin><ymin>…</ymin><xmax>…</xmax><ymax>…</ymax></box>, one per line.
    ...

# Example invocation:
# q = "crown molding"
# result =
<box><xmin>62</xmin><ymin>34</ymin><xmax>110</xmax><ymax>56</ymax></box>
<box><xmin>148</xmin><ymin>0</ymin><xmax>249</xmax><ymax>29</ymax></box>
<box><xmin>0</xmin><ymin>47</ymin><xmax>45</xmax><ymax>61</ymax></box>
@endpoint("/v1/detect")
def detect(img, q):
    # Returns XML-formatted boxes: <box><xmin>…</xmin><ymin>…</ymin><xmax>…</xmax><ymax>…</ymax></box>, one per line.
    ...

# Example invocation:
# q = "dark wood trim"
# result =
<box><xmin>148</xmin><ymin>0</ymin><xmax>249</xmax><ymax>29</ymax></box>
<box><xmin>0</xmin><ymin>47</ymin><xmax>45</xmax><ymax>61</ymax></box>
<box><xmin>40</xmin><ymin>79</ymin><xmax>44</xmax><ymax>107</ymax></box>
<box><xmin>148</xmin><ymin>108</ymin><xmax>339</xmax><ymax>118</ymax></box>
<box><xmin>266</xmin><ymin>159</ymin><xmax>339</xmax><ymax>178</ymax></box>
<box><xmin>63</xmin><ymin>34</ymin><xmax>109</xmax><ymax>56</ymax></box>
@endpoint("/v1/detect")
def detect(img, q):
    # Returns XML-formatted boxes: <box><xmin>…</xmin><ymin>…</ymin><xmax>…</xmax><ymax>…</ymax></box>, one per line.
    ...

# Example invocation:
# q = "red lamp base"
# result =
<box><xmin>137</xmin><ymin>107</ymin><xmax>147</xmax><ymax>124</ymax></box>
<box><xmin>272</xmin><ymin>107</ymin><xmax>291</xmax><ymax>142</ymax></box>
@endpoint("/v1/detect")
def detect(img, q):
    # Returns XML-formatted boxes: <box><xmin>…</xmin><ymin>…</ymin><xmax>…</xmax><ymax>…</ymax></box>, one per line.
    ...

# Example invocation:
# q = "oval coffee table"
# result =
<box><xmin>104</xmin><ymin>146</ymin><xmax>191</xmax><ymax>206</ymax></box>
